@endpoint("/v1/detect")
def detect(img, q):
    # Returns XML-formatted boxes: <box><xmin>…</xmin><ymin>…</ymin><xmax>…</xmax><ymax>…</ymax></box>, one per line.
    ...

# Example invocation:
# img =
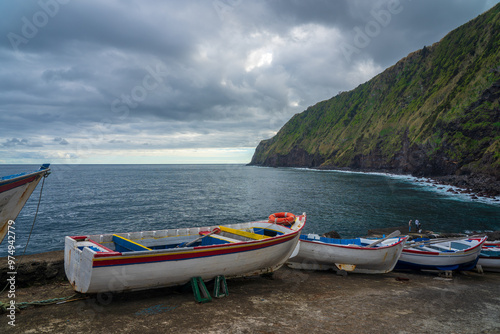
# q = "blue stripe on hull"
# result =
<box><xmin>395</xmin><ymin>258</ymin><xmax>479</xmax><ymax>271</ymax></box>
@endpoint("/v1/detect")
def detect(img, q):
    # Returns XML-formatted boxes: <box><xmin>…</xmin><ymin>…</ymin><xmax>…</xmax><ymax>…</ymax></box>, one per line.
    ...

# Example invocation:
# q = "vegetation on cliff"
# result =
<box><xmin>250</xmin><ymin>4</ymin><xmax>500</xmax><ymax>185</ymax></box>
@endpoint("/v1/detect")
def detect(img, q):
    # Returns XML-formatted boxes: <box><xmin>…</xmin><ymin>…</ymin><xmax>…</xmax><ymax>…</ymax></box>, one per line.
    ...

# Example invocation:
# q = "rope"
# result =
<box><xmin>0</xmin><ymin>171</ymin><xmax>88</xmax><ymax>313</ymax></box>
<box><xmin>0</xmin><ymin>294</ymin><xmax>85</xmax><ymax>312</ymax></box>
<box><xmin>18</xmin><ymin>173</ymin><xmax>48</xmax><ymax>264</ymax></box>
<box><xmin>0</xmin><ymin>173</ymin><xmax>48</xmax><ymax>294</ymax></box>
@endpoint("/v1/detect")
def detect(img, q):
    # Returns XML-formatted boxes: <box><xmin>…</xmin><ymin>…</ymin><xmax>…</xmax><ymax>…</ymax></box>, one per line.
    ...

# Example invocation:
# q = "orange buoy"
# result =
<box><xmin>268</xmin><ymin>212</ymin><xmax>296</xmax><ymax>225</ymax></box>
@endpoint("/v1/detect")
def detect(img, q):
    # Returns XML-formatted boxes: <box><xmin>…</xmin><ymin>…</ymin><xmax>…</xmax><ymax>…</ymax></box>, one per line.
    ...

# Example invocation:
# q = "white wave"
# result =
<box><xmin>292</xmin><ymin>167</ymin><xmax>500</xmax><ymax>207</ymax></box>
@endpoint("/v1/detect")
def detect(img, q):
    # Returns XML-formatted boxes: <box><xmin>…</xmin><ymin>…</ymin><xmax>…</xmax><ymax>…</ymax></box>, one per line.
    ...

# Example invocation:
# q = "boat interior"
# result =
<box><xmin>407</xmin><ymin>238</ymin><xmax>478</xmax><ymax>253</ymax></box>
<box><xmin>74</xmin><ymin>226</ymin><xmax>286</xmax><ymax>254</ymax></box>
<box><xmin>300</xmin><ymin>234</ymin><xmax>363</xmax><ymax>246</ymax></box>
<box><xmin>480</xmin><ymin>248</ymin><xmax>500</xmax><ymax>257</ymax></box>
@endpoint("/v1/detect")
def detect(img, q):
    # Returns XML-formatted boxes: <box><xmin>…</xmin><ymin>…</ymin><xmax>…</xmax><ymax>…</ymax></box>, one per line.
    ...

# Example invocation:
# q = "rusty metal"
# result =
<box><xmin>335</xmin><ymin>263</ymin><xmax>356</xmax><ymax>271</ymax></box>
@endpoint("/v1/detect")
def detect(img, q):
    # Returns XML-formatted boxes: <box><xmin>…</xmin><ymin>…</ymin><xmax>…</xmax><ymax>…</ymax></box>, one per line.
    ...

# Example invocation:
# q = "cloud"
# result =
<box><xmin>54</xmin><ymin>137</ymin><xmax>69</xmax><ymax>145</ymax></box>
<box><xmin>2</xmin><ymin>138</ymin><xmax>43</xmax><ymax>148</ymax></box>
<box><xmin>0</xmin><ymin>0</ymin><xmax>497</xmax><ymax>163</ymax></box>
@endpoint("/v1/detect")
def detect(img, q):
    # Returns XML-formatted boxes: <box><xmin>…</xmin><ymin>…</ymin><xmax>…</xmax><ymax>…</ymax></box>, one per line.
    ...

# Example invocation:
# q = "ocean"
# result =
<box><xmin>1</xmin><ymin>164</ymin><xmax>499</xmax><ymax>257</ymax></box>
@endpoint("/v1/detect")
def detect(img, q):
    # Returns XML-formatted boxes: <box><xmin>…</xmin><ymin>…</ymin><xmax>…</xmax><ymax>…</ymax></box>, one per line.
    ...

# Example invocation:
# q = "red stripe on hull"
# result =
<box><xmin>93</xmin><ymin>233</ymin><xmax>296</xmax><ymax>267</ymax></box>
<box><xmin>0</xmin><ymin>175</ymin><xmax>39</xmax><ymax>194</ymax></box>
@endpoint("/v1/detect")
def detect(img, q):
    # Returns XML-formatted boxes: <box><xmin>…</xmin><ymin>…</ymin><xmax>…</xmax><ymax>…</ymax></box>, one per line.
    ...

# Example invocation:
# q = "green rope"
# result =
<box><xmin>1</xmin><ymin>294</ymin><xmax>83</xmax><ymax>312</ymax></box>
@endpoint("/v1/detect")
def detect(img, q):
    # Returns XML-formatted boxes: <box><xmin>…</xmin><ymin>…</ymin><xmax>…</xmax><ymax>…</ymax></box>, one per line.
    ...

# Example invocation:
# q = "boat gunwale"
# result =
<box><xmin>299</xmin><ymin>236</ymin><xmax>407</xmax><ymax>250</ymax></box>
<box><xmin>69</xmin><ymin>215</ymin><xmax>306</xmax><ymax>262</ymax></box>
<box><xmin>0</xmin><ymin>167</ymin><xmax>49</xmax><ymax>183</ymax></box>
<box><xmin>402</xmin><ymin>237</ymin><xmax>486</xmax><ymax>256</ymax></box>
<box><xmin>0</xmin><ymin>169</ymin><xmax>49</xmax><ymax>193</ymax></box>
<box><xmin>89</xmin><ymin>232</ymin><xmax>299</xmax><ymax>261</ymax></box>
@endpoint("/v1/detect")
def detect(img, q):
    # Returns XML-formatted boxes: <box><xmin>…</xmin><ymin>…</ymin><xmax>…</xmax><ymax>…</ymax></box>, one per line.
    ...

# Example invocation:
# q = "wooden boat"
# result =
<box><xmin>65</xmin><ymin>213</ymin><xmax>306</xmax><ymax>293</ymax></box>
<box><xmin>478</xmin><ymin>244</ymin><xmax>500</xmax><ymax>272</ymax></box>
<box><xmin>483</xmin><ymin>240</ymin><xmax>500</xmax><ymax>247</ymax></box>
<box><xmin>286</xmin><ymin>231</ymin><xmax>407</xmax><ymax>274</ymax></box>
<box><xmin>0</xmin><ymin>164</ymin><xmax>50</xmax><ymax>244</ymax></box>
<box><xmin>470</xmin><ymin>239</ymin><xmax>500</xmax><ymax>272</ymax></box>
<box><xmin>396</xmin><ymin>236</ymin><xmax>487</xmax><ymax>271</ymax></box>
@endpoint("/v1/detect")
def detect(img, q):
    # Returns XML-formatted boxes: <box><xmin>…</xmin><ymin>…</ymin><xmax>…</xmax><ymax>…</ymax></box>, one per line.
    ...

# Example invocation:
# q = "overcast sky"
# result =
<box><xmin>0</xmin><ymin>0</ymin><xmax>498</xmax><ymax>164</ymax></box>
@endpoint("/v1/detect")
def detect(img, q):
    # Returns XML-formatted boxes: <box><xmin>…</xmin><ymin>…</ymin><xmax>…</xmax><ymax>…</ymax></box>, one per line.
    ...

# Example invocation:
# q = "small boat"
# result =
<box><xmin>483</xmin><ymin>240</ymin><xmax>500</xmax><ymax>247</ymax></box>
<box><xmin>478</xmin><ymin>245</ymin><xmax>500</xmax><ymax>272</ymax></box>
<box><xmin>65</xmin><ymin>212</ymin><xmax>306</xmax><ymax>293</ymax></box>
<box><xmin>396</xmin><ymin>236</ymin><xmax>487</xmax><ymax>271</ymax></box>
<box><xmin>0</xmin><ymin>164</ymin><xmax>51</xmax><ymax>244</ymax></box>
<box><xmin>286</xmin><ymin>231</ymin><xmax>407</xmax><ymax>274</ymax></box>
<box><xmin>476</xmin><ymin>242</ymin><xmax>500</xmax><ymax>272</ymax></box>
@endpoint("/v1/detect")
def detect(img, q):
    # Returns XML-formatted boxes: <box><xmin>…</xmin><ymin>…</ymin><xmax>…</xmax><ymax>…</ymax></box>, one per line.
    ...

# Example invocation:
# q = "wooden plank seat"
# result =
<box><xmin>218</xmin><ymin>226</ymin><xmax>270</xmax><ymax>241</ymax></box>
<box><xmin>139</xmin><ymin>236</ymin><xmax>199</xmax><ymax>249</ymax></box>
<box><xmin>416</xmin><ymin>245</ymin><xmax>445</xmax><ymax>253</ymax></box>
<box><xmin>112</xmin><ymin>227</ymin><xmax>261</xmax><ymax>251</ymax></box>
<box><xmin>112</xmin><ymin>233</ymin><xmax>242</xmax><ymax>250</ymax></box>
<box><xmin>427</xmin><ymin>244</ymin><xmax>456</xmax><ymax>252</ymax></box>
<box><xmin>207</xmin><ymin>234</ymin><xmax>239</xmax><ymax>243</ymax></box>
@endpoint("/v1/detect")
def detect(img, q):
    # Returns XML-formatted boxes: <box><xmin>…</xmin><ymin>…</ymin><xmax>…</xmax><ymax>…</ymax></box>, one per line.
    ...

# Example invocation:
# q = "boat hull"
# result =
<box><xmin>65</xmin><ymin>215</ymin><xmax>306</xmax><ymax>293</ymax></box>
<box><xmin>0</xmin><ymin>166</ymin><xmax>50</xmax><ymax>244</ymax></box>
<box><xmin>396</xmin><ymin>237</ymin><xmax>486</xmax><ymax>271</ymax></box>
<box><xmin>478</xmin><ymin>257</ymin><xmax>500</xmax><ymax>272</ymax></box>
<box><xmin>287</xmin><ymin>235</ymin><xmax>407</xmax><ymax>274</ymax></box>
<box><xmin>478</xmin><ymin>246</ymin><xmax>500</xmax><ymax>272</ymax></box>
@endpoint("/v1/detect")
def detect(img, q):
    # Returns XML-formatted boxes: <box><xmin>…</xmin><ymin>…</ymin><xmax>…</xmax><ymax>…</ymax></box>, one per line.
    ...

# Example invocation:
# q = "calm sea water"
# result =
<box><xmin>1</xmin><ymin>164</ymin><xmax>499</xmax><ymax>257</ymax></box>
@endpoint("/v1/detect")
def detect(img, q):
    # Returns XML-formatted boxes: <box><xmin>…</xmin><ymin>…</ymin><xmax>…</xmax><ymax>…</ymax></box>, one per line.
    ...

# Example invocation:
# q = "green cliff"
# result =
<box><xmin>250</xmin><ymin>4</ymin><xmax>500</xmax><ymax>193</ymax></box>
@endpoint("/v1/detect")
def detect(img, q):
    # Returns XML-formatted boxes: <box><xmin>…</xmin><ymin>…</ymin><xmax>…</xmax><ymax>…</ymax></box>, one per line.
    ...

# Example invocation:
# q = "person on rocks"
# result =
<box><xmin>408</xmin><ymin>220</ymin><xmax>412</xmax><ymax>233</ymax></box>
<box><xmin>415</xmin><ymin>220</ymin><xmax>421</xmax><ymax>233</ymax></box>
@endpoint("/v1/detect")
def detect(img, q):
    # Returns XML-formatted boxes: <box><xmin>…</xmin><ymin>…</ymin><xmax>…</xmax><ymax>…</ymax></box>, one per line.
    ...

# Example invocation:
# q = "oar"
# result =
<box><xmin>177</xmin><ymin>228</ymin><xmax>221</xmax><ymax>248</ymax></box>
<box><xmin>366</xmin><ymin>230</ymin><xmax>401</xmax><ymax>248</ymax></box>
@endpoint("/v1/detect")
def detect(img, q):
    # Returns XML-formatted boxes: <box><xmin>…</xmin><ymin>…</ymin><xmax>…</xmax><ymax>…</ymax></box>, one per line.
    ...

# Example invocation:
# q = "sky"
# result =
<box><xmin>0</xmin><ymin>0</ymin><xmax>498</xmax><ymax>164</ymax></box>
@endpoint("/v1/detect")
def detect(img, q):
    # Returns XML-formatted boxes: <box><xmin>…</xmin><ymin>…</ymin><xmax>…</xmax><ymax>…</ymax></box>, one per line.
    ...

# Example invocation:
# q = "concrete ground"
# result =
<box><xmin>1</xmin><ymin>263</ymin><xmax>500</xmax><ymax>334</ymax></box>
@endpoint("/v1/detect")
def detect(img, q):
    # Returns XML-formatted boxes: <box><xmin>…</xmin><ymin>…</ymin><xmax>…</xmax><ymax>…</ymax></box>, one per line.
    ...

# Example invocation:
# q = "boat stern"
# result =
<box><xmin>65</xmin><ymin>236</ymin><xmax>104</xmax><ymax>293</ymax></box>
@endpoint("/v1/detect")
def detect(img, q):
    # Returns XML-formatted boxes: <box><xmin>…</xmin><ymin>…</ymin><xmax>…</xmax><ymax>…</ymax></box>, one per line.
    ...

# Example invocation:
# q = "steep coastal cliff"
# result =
<box><xmin>250</xmin><ymin>4</ymin><xmax>500</xmax><ymax>195</ymax></box>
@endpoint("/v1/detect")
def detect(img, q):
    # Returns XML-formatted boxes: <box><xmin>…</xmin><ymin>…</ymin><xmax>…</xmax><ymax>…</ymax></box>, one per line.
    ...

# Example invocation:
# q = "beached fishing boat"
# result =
<box><xmin>483</xmin><ymin>240</ymin><xmax>500</xmax><ymax>247</ymax></box>
<box><xmin>286</xmin><ymin>231</ymin><xmax>407</xmax><ymax>274</ymax></box>
<box><xmin>65</xmin><ymin>212</ymin><xmax>306</xmax><ymax>293</ymax></box>
<box><xmin>0</xmin><ymin>164</ymin><xmax>50</xmax><ymax>244</ymax></box>
<box><xmin>396</xmin><ymin>236</ymin><xmax>487</xmax><ymax>271</ymax></box>
<box><xmin>477</xmin><ymin>243</ymin><xmax>500</xmax><ymax>272</ymax></box>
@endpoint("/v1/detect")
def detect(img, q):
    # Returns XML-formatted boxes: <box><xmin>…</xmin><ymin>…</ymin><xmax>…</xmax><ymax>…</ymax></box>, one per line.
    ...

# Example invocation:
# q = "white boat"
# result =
<box><xmin>396</xmin><ymin>237</ymin><xmax>487</xmax><ymax>271</ymax></box>
<box><xmin>65</xmin><ymin>213</ymin><xmax>306</xmax><ymax>293</ymax></box>
<box><xmin>0</xmin><ymin>164</ymin><xmax>50</xmax><ymax>244</ymax></box>
<box><xmin>286</xmin><ymin>232</ymin><xmax>407</xmax><ymax>274</ymax></box>
<box><xmin>477</xmin><ymin>243</ymin><xmax>500</xmax><ymax>272</ymax></box>
<box><xmin>478</xmin><ymin>246</ymin><xmax>500</xmax><ymax>272</ymax></box>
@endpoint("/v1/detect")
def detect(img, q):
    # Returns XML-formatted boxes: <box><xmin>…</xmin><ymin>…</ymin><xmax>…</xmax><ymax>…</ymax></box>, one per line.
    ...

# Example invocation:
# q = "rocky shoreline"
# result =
<box><xmin>249</xmin><ymin>163</ymin><xmax>500</xmax><ymax>203</ymax></box>
<box><xmin>309</xmin><ymin>165</ymin><xmax>500</xmax><ymax>201</ymax></box>
<box><xmin>365</xmin><ymin>226</ymin><xmax>500</xmax><ymax>241</ymax></box>
<box><xmin>431</xmin><ymin>173</ymin><xmax>500</xmax><ymax>199</ymax></box>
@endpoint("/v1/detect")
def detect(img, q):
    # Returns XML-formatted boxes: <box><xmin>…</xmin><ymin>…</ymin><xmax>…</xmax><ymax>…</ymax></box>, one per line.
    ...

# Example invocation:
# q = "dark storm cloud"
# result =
<box><xmin>0</xmin><ymin>0</ymin><xmax>497</xmax><ymax>163</ymax></box>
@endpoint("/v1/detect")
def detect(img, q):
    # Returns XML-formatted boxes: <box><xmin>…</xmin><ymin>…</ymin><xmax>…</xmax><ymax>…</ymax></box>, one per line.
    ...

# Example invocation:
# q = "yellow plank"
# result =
<box><xmin>209</xmin><ymin>235</ymin><xmax>239</xmax><ymax>243</ymax></box>
<box><xmin>112</xmin><ymin>234</ymin><xmax>152</xmax><ymax>251</ymax></box>
<box><xmin>218</xmin><ymin>226</ymin><xmax>269</xmax><ymax>240</ymax></box>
